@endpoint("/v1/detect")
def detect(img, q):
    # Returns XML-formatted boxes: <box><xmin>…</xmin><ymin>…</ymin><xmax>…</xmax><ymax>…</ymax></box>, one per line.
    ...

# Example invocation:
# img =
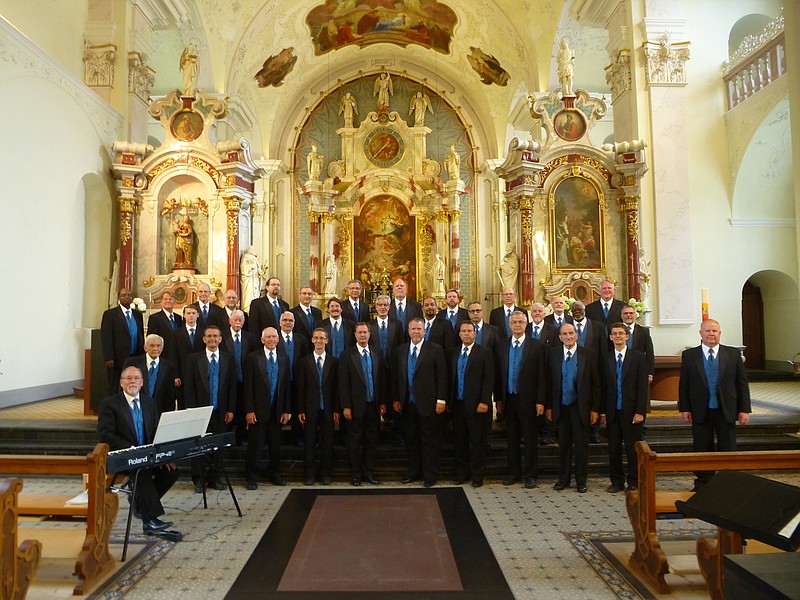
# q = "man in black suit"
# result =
<box><xmin>602</xmin><ymin>323</ymin><xmax>648</xmax><ymax>492</ymax></box>
<box><xmin>341</xmin><ymin>279</ymin><xmax>371</xmax><ymax>323</ymax></box>
<box><xmin>191</xmin><ymin>282</ymin><xmax>228</xmax><ymax>331</ymax></box>
<box><xmin>291</xmin><ymin>286</ymin><xmax>322</xmax><ymax>342</ymax></box>
<box><xmin>248</xmin><ymin>276</ymin><xmax>289</xmax><ymax>336</ymax></box>
<box><xmin>543</xmin><ymin>295</ymin><xmax>573</xmax><ymax>330</ymax></box>
<box><xmin>388</xmin><ymin>278</ymin><xmax>422</xmax><ymax>337</ymax></box>
<box><xmin>620</xmin><ymin>305</ymin><xmax>655</xmax><ymax>383</ymax></box>
<box><xmin>339</xmin><ymin>323</ymin><xmax>387</xmax><ymax>485</ymax></box>
<box><xmin>223</xmin><ymin>289</ymin><xmax>249</xmax><ymax>331</ymax></box>
<box><xmin>438</xmin><ymin>289</ymin><xmax>469</xmax><ymax>331</ymax></box>
<box><xmin>547</xmin><ymin>323</ymin><xmax>601</xmax><ymax>493</ymax></box>
<box><xmin>296</xmin><ymin>328</ymin><xmax>339</xmax><ymax>485</ymax></box>
<box><xmin>146</xmin><ymin>291</ymin><xmax>182</xmax><ymax>360</ymax></box>
<box><xmin>183</xmin><ymin>325</ymin><xmax>237</xmax><ymax>493</ymax></box>
<box><xmin>449</xmin><ymin>320</ymin><xmax>495</xmax><ymax>488</ymax></box>
<box><xmin>495</xmin><ymin>310</ymin><xmax>547</xmax><ymax>488</ymax></box>
<box><xmin>530</xmin><ymin>303</ymin><xmax>557</xmax><ymax>445</ymax></box>
<box><xmin>571</xmin><ymin>300</ymin><xmax>608</xmax><ymax>444</ymax></box>
<box><xmin>278</xmin><ymin>310</ymin><xmax>311</xmax><ymax>446</ymax></box>
<box><xmin>98</xmin><ymin>366</ymin><xmax>178</xmax><ymax>534</ymax></box>
<box><xmin>123</xmin><ymin>334</ymin><xmax>179</xmax><ymax>414</ymax></box>
<box><xmin>467</xmin><ymin>301</ymin><xmax>501</xmax><ymax>353</ymax></box>
<box><xmin>678</xmin><ymin>319</ymin><xmax>751</xmax><ymax>488</ymax></box>
<box><xmin>169</xmin><ymin>305</ymin><xmax>205</xmax><ymax>409</ymax></box>
<box><xmin>321</xmin><ymin>298</ymin><xmax>353</xmax><ymax>359</ymax></box>
<box><xmin>101</xmin><ymin>288</ymin><xmax>145</xmax><ymax>394</ymax></box>
<box><xmin>585</xmin><ymin>279</ymin><xmax>623</xmax><ymax>339</ymax></box>
<box><xmin>243</xmin><ymin>327</ymin><xmax>292</xmax><ymax>489</ymax></box>
<box><xmin>220</xmin><ymin>310</ymin><xmax>260</xmax><ymax>443</ymax></box>
<box><xmin>489</xmin><ymin>287</ymin><xmax>529</xmax><ymax>337</ymax></box>
<box><xmin>421</xmin><ymin>296</ymin><xmax>456</xmax><ymax>353</ymax></box>
<box><xmin>368</xmin><ymin>295</ymin><xmax>402</xmax><ymax>369</ymax></box>
<box><xmin>393</xmin><ymin>317</ymin><xmax>448</xmax><ymax>487</ymax></box>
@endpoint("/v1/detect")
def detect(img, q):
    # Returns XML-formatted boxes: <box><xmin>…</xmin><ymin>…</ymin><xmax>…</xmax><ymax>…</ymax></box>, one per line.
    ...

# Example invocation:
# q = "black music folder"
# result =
<box><xmin>675</xmin><ymin>470</ymin><xmax>800</xmax><ymax>552</ymax></box>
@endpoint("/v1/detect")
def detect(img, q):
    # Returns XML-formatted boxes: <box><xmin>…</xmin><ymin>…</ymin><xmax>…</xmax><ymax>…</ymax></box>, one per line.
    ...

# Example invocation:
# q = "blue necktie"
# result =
<box><xmin>353</xmin><ymin>301</ymin><xmax>359</xmax><ymax>317</ymax></box>
<box><xmin>306</xmin><ymin>307</ymin><xmax>315</xmax><ymax>329</ymax></box>
<box><xmin>208</xmin><ymin>354</ymin><xmax>219</xmax><ymax>410</ymax></box>
<box><xmin>234</xmin><ymin>333</ymin><xmax>243</xmax><ymax>382</ymax></box>
<box><xmin>267</xmin><ymin>352</ymin><xmax>277</xmax><ymax>404</ymax></box>
<box><xmin>362</xmin><ymin>349</ymin><xmax>374</xmax><ymax>401</ymax></box>
<box><xmin>508</xmin><ymin>340</ymin><xmax>521</xmax><ymax>394</ymax></box>
<box><xmin>126</xmin><ymin>310</ymin><xmax>138</xmax><ymax>354</ymax></box>
<box><xmin>169</xmin><ymin>313</ymin><xmax>177</xmax><ymax>329</ymax></box>
<box><xmin>202</xmin><ymin>304</ymin><xmax>209</xmax><ymax>322</ymax></box>
<box><xmin>576</xmin><ymin>321</ymin><xmax>585</xmax><ymax>346</ymax></box>
<box><xmin>317</xmin><ymin>356</ymin><xmax>324</xmax><ymax>410</ymax></box>
<box><xmin>424</xmin><ymin>321</ymin><xmax>431</xmax><ymax>340</ymax></box>
<box><xmin>379</xmin><ymin>321</ymin><xmax>388</xmax><ymax>354</ymax></box>
<box><xmin>476</xmin><ymin>325</ymin><xmax>482</xmax><ymax>344</ymax></box>
<box><xmin>706</xmin><ymin>349</ymin><xmax>718</xmax><ymax>409</ymax></box>
<box><xmin>449</xmin><ymin>310</ymin><xmax>456</xmax><ymax>327</ymax></box>
<box><xmin>603</xmin><ymin>302</ymin><xmax>609</xmax><ymax>318</ymax></box>
<box><xmin>533</xmin><ymin>325</ymin><xmax>540</xmax><ymax>339</ymax></box>
<box><xmin>616</xmin><ymin>353</ymin><xmax>624</xmax><ymax>410</ymax></box>
<box><xmin>132</xmin><ymin>398</ymin><xmax>144</xmax><ymax>445</ymax></box>
<box><xmin>556</xmin><ymin>317</ymin><xmax>563</xmax><ymax>327</ymax></box>
<box><xmin>504</xmin><ymin>308</ymin><xmax>511</xmax><ymax>336</ymax></box>
<box><xmin>397</xmin><ymin>302</ymin><xmax>405</xmax><ymax>328</ymax></box>
<box><xmin>189</xmin><ymin>327</ymin><xmax>195</xmax><ymax>345</ymax></box>
<box><xmin>272</xmin><ymin>299</ymin><xmax>281</xmax><ymax>325</ymax></box>
<box><xmin>626</xmin><ymin>326</ymin><xmax>633</xmax><ymax>349</ymax></box>
<box><xmin>147</xmin><ymin>360</ymin><xmax>157</xmax><ymax>397</ymax></box>
<box><xmin>457</xmin><ymin>347</ymin><xmax>468</xmax><ymax>401</ymax></box>
<box><xmin>332</xmin><ymin>322</ymin><xmax>341</xmax><ymax>358</ymax></box>
<box><xmin>407</xmin><ymin>346</ymin><xmax>417</xmax><ymax>403</ymax></box>
<box><xmin>285</xmin><ymin>335</ymin><xmax>294</xmax><ymax>379</ymax></box>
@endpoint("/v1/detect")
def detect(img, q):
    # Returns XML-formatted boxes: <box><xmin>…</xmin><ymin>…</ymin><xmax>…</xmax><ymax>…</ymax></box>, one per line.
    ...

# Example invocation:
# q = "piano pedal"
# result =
<box><xmin>145</xmin><ymin>529</ymin><xmax>183</xmax><ymax>542</ymax></box>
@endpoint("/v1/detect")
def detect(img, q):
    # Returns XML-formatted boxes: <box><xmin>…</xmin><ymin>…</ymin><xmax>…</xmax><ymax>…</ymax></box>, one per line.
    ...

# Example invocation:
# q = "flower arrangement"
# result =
<box><xmin>627</xmin><ymin>298</ymin><xmax>648</xmax><ymax>314</ymax></box>
<box><xmin>132</xmin><ymin>297</ymin><xmax>147</xmax><ymax>312</ymax></box>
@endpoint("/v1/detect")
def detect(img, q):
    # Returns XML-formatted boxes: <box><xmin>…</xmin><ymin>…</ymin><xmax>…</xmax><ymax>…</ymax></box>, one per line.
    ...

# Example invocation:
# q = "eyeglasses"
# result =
<box><xmin>468</xmin><ymin>308</ymin><xmax>482</xmax><ymax>313</ymax></box>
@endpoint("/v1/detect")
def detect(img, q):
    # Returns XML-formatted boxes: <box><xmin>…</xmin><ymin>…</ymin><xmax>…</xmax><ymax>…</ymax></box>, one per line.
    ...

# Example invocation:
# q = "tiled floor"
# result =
<box><xmin>7</xmin><ymin>380</ymin><xmax>800</xmax><ymax>599</ymax></box>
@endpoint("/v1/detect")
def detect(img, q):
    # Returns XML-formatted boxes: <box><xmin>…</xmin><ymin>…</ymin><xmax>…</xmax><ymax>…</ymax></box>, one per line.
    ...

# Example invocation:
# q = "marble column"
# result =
<box><xmin>224</xmin><ymin>196</ymin><xmax>242</xmax><ymax>296</ymax></box>
<box><xmin>517</xmin><ymin>196</ymin><xmax>535</xmax><ymax>306</ymax></box>
<box><xmin>117</xmin><ymin>196</ymin><xmax>139</xmax><ymax>292</ymax></box>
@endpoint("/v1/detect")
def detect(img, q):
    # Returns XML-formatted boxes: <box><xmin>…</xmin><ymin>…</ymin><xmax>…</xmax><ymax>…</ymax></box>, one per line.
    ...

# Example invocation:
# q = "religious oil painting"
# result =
<box><xmin>353</xmin><ymin>196</ymin><xmax>417</xmax><ymax>300</ymax></box>
<box><xmin>306</xmin><ymin>0</ymin><xmax>457</xmax><ymax>55</ymax></box>
<box><xmin>553</xmin><ymin>109</ymin><xmax>586</xmax><ymax>141</ymax></box>
<box><xmin>467</xmin><ymin>46</ymin><xmax>510</xmax><ymax>86</ymax></box>
<box><xmin>550</xmin><ymin>176</ymin><xmax>605</xmax><ymax>272</ymax></box>
<box><xmin>170</xmin><ymin>110</ymin><xmax>203</xmax><ymax>142</ymax></box>
<box><xmin>254</xmin><ymin>47</ymin><xmax>297</xmax><ymax>88</ymax></box>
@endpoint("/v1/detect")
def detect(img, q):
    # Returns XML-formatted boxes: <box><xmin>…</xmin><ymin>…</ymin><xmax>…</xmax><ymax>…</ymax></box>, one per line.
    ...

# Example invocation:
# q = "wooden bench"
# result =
<box><xmin>1</xmin><ymin>478</ymin><xmax>42</xmax><ymax>600</ymax></box>
<box><xmin>0</xmin><ymin>443</ymin><xmax>119</xmax><ymax>595</ymax></box>
<box><xmin>626</xmin><ymin>440</ymin><xmax>800</xmax><ymax>598</ymax></box>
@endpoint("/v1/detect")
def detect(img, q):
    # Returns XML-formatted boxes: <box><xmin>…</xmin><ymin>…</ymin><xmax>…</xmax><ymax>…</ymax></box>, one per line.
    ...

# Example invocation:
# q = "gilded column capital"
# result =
<box><xmin>604</xmin><ymin>49</ymin><xmax>632</xmax><ymax>103</ymax></box>
<box><xmin>128</xmin><ymin>52</ymin><xmax>155</xmax><ymax>102</ymax></box>
<box><xmin>83</xmin><ymin>41</ymin><xmax>116</xmax><ymax>87</ymax></box>
<box><xmin>619</xmin><ymin>194</ymin><xmax>640</xmax><ymax>212</ymax></box>
<box><xmin>117</xmin><ymin>196</ymin><xmax>140</xmax><ymax>246</ymax></box>
<box><xmin>643</xmin><ymin>33</ymin><xmax>690</xmax><ymax>86</ymax></box>
<box><xmin>434</xmin><ymin>210</ymin><xmax>450</xmax><ymax>223</ymax></box>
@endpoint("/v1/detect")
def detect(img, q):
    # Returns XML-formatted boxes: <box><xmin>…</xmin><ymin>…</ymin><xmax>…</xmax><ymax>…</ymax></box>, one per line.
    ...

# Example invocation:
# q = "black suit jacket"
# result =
<box><xmin>169</xmin><ymin>324</ymin><xmax>206</xmax><ymax>377</ymax></box>
<box><xmin>220</xmin><ymin>328</ymin><xmax>261</xmax><ymax>383</ymax></box>
<box><xmin>546</xmin><ymin>346</ymin><xmax>601</xmax><ymax>426</ymax></box>
<box><xmin>489</xmin><ymin>305</ymin><xmax>531</xmax><ymax>337</ymax></box>
<box><xmin>393</xmin><ymin>341</ymin><xmax>448</xmax><ymax>417</ymax></box>
<box><xmin>531</xmin><ymin>320</ymin><xmax>558</xmax><ymax>348</ymax></box>
<box><xmin>628</xmin><ymin>324</ymin><xmax>655</xmax><ymax>376</ymax></box>
<box><xmin>191</xmin><ymin>302</ymin><xmax>228</xmax><ymax>332</ymax></box>
<box><xmin>678</xmin><ymin>345</ymin><xmax>751</xmax><ymax>424</ymax></box>
<box><xmin>97</xmin><ymin>392</ymin><xmax>159</xmax><ymax>450</ymax></box>
<box><xmin>122</xmin><ymin>355</ymin><xmax>179</xmax><ymax>413</ymax></box>
<box><xmin>339</xmin><ymin>344</ymin><xmax>387</xmax><ymax>417</ymax></box>
<box><xmin>243</xmin><ymin>348</ymin><xmax>290</xmax><ymax>420</ymax></box>
<box><xmin>101</xmin><ymin>306</ymin><xmax>145</xmax><ymax>365</ymax></box>
<box><xmin>475</xmin><ymin>321</ymin><xmax>501</xmax><ymax>354</ymax></box>
<box><xmin>183</xmin><ymin>350</ymin><xmax>237</xmax><ymax>415</ymax></box>
<box><xmin>291</xmin><ymin>304</ymin><xmax>323</xmax><ymax>341</ymax></box>
<box><xmin>388</xmin><ymin>299</ymin><xmax>423</xmax><ymax>340</ymax></box>
<box><xmin>249</xmin><ymin>296</ymin><xmax>290</xmax><ymax>336</ymax></box>
<box><xmin>341</xmin><ymin>298</ymin><xmax>371</xmax><ymax>324</ymax></box>
<box><xmin>544</xmin><ymin>313</ymin><xmax>573</xmax><ymax>330</ymax></box>
<box><xmin>295</xmin><ymin>353</ymin><xmax>338</xmax><ymax>420</ymax></box>
<box><xmin>222</xmin><ymin>307</ymin><xmax>249</xmax><ymax>331</ymax></box>
<box><xmin>368</xmin><ymin>318</ymin><xmax>403</xmax><ymax>369</ymax></box>
<box><xmin>494</xmin><ymin>336</ymin><xmax>547</xmax><ymax>414</ymax></box>
<box><xmin>585</xmin><ymin>298</ymin><xmax>624</xmax><ymax>332</ymax></box>
<box><xmin>321</xmin><ymin>318</ymin><xmax>355</xmax><ymax>357</ymax></box>
<box><xmin>448</xmin><ymin>344</ymin><xmax>494</xmax><ymax>414</ymax></box>
<box><xmin>422</xmin><ymin>317</ymin><xmax>457</xmax><ymax>353</ymax></box>
<box><xmin>603</xmin><ymin>349</ymin><xmax>649</xmax><ymax>417</ymax></box>
<box><xmin>573</xmin><ymin>318</ymin><xmax>609</xmax><ymax>366</ymax></box>
<box><xmin>147</xmin><ymin>310</ymin><xmax>183</xmax><ymax>359</ymax></box>
<box><xmin>277</xmin><ymin>332</ymin><xmax>312</xmax><ymax>381</ymax></box>
<box><xmin>437</xmin><ymin>307</ymin><xmax>469</xmax><ymax>330</ymax></box>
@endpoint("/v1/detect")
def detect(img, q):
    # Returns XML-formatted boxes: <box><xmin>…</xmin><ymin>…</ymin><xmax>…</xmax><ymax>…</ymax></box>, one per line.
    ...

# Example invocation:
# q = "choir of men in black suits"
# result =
<box><xmin>248</xmin><ymin>277</ymin><xmax>289</xmax><ymax>337</ymax></box>
<box><xmin>123</xmin><ymin>334</ymin><xmax>179</xmax><ymax>414</ymax></box>
<box><xmin>678</xmin><ymin>319</ymin><xmax>751</xmax><ymax>489</ymax></box>
<box><xmin>296</xmin><ymin>328</ymin><xmax>339</xmax><ymax>485</ymax></box>
<box><xmin>183</xmin><ymin>324</ymin><xmax>236</xmax><ymax>493</ymax></box>
<box><xmin>496</xmin><ymin>311</ymin><xmax>546</xmax><ymax>488</ymax></box>
<box><xmin>101</xmin><ymin>288</ymin><xmax>145</xmax><ymax>394</ymax></box>
<box><xmin>292</xmin><ymin>286</ymin><xmax>322</xmax><ymax>342</ymax></box>
<box><xmin>98</xmin><ymin>366</ymin><xmax>179</xmax><ymax>533</ymax></box>
<box><xmin>547</xmin><ymin>323</ymin><xmax>601</xmax><ymax>493</ymax></box>
<box><xmin>243</xmin><ymin>327</ymin><xmax>291</xmax><ymax>489</ymax></box>
<box><xmin>450</xmin><ymin>320</ymin><xmax>494</xmax><ymax>487</ymax></box>
<box><xmin>341</xmin><ymin>279</ymin><xmax>371</xmax><ymax>323</ymax></box>
<box><xmin>439</xmin><ymin>289</ymin><xmax>469</xmax><ymax>331</ymax></box>
<box><xmin>601</xmin><ymin>323</ymin><xmax>648</xmax><ymax>492</ymax></box>
<box><xmin>394</xmin><ymin>317</ymin><xmax>448</xmax><ymax>487</ymax></box>
<box><xmin>339</xmin><ymin>322</ymin><xmax>387</xmax><ymax>485</ymax></box>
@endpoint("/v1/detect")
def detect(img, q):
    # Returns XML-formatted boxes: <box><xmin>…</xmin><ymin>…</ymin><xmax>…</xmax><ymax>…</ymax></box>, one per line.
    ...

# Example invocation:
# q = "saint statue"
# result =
<box><xmin>324</xmin><ymin>255</ymin><xmax>339</xmax><ymax>296</ymax></box>
<box><xmin>496</xmin><ymin>243</ymin><xmax>519</xmax><ymax>289</ymax></box>
<box><xmin>339</xmin><ymin>92</ymin><xmax>358</xmax><ymax>127</ymax></box>
<box><xmin>240</xmin><ymin>246</ymin><xmax>263</xmax><ymax>312</ymax></box>
<box><xmin>444</xmin><ymin>143</ymin><xmax>460</xmax><ymax>180</ymax></box>
<box><xmin>307</xmin><ymin>143</ymin><xmax>323</xmax><ymax>181</ymax></box>
<box><xmin>180</xmin><ymin>43</ymin><xmax>199</xmax><ymax>97</ymax></box>
<box><xmin>408</xmin><ymin>91</ymin><xmax>433</xmax><ymax>126</ymax></box>
<box><xmin>172</xmin><ymin>214</ymin><xmax>195</xmax><ymax>266</ymax></box>
<box><xmin>434</xmin><ymin>253</ymin><xmax>446</xmax><ymax>294</ymax></box>
<box><xmin>373</xmin><ymin>71</ymin><xmax>393</xmax><ymax>112</ymax></box>
<box><xmin>557</xmin><ymin>38</ymin><xmax>575</xmax><ymax>97</ymax></box>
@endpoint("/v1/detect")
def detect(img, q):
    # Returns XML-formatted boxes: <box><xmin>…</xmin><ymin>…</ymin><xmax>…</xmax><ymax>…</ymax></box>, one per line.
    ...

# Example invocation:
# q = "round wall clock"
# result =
<box><xmin>364</xmin><ymin>127</ymin><xmax>405</xmax><ymax>167</ymax></box>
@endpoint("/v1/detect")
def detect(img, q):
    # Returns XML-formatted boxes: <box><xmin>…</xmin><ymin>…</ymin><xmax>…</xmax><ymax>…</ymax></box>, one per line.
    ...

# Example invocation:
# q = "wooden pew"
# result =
<box><xmin>0</xmin><ymin>443</ymin><xmax>119</xmax><ymax>595</ymax></box>
<box><xmin>626</xmin><ymin>440</ymin><xmax>800</xmax><ymax>597</ymax></box>
<box><xmin>0</xmin><ymin>478</ymin><xmax>41</xmax><ymax>600</ymax></box>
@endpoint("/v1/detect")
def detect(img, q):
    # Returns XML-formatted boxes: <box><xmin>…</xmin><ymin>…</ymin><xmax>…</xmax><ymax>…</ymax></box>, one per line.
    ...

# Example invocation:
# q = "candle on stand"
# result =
<box><xmin>701</xmin><ymin>288</ymin><xmax>709</xmax><ymax>321</ymax></box>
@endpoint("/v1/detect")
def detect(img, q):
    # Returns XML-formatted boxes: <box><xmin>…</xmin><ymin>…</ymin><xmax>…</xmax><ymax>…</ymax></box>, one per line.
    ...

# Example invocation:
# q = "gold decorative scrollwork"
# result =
<box><xmin>434</xmin><ymin>210</ymin><xmax>450</xmax><ymax>223</ymax></box>
<box><xmin>517</xmin><ymin>195</ymin><xmax>535</xmax><ymax>210</ymax></box>
<box><xmin>336</xmin><ymin>215</ymin><xmax>352</xmax><ymax>273</ymax></box>
<box><xmin>619</xmin><ymin>195</ymin><xmax>640</xmax><ymax>212</ymax></box>
<box><xmin>627</xmin><ymin>210</ymin><xmax>639</xmax><ymax>244</ymax></box>
<box><xmin>624</xmin><ymin>175</ymin><xmax>637</xmax><ymax>186</ymax></box>
<box><xmin>539</xmin><ymin>155</ymin><xmax>612</xmax><ymax>185</ymax></box>
<box><xmin>161</xmin><ymin>197</ymin><xmax>209</xmax><ymax>217</ymax></box>
<box><xmin>520</xmin><ymin>209</ymin><xmax>533</xmax><ymax>242</ymax></box>
<box><xmin>142</xmin><ymin>277</ymin><xmax>155</xmax><ymax>287</ymax></box>
<box><xmin>225</xmin><ymin>175</ymin><xmax>237</xmax><ymax>187</ymax></box>
<box><xmin>118</xmin><ymin>196</ymin><xmax>141</xmax><ymax>246</ymax></box>
<box><xmin>224</xmin><ymin>196</ymin><xmax>242</xmax><ymax>249</ymax></box>
<box><xmin>210</xmin><ymin>277</ymin><xmax>224</xmax><ymax>289</ymax></box>
<box><xmin>320</xmin><ymin>212</ymin><xmax>337</xmax><ymax>224</ymax></box>
<box><xmin>121</xmin><ymin>176</ymin><xmax>134</xmax><ymax>188</ymax></box>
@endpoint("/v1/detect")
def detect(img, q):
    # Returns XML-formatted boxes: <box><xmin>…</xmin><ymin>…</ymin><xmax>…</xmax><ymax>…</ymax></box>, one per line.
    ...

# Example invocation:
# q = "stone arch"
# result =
<box><xmin>743</xmin><ymin>270</ymin><xmax>800</xmax><ymax>370</ymax></box>
<box><xmin>728</xmin><ymin>13</ymin><xmax>774</xmax><ymax>57</ymax></box>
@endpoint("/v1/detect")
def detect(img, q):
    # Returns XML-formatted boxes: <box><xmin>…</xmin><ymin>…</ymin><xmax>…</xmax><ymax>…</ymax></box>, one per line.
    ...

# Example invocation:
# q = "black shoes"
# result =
<box><xmin>143</xmin><ymin>518</ymin><xmax>173</xmax><ymax>533</ymax></box>
<box><xmin>502</xmin><ymin>476</ymin><xmax>521</xmax><ymax>486</ymax></box>
<box><xmin>271</xmin><ymin>474</ymin><xmax>286</xmax><ymax>486</ymax></box>
<box><xmin>471</xmin><ymin>480</ymin><xmax>483</xmax><ymax>488</ymax></box>
<box><xmin>304</xmin><ymin>476</ymin><xmax>315</xmax><ymax>486</ymax></box>
<box><xmin>577</xmin><ymin>485</ymin><xmax>588</xmax><ymax>493</ymax></box>
<box><xmin>553</xmin><ymin>481</ymin><xmax>567</xmax><ymax>491</ymax></box>
<box><xmin>423</xmin><ymin>480</ymin><xmax>435</xmax><ymax>488</ymax></box>
<box><xmin>351</xmin><ymin>478</ymin><xmax>361</xmax><ymax>486</ymax></box>
<box><xmin>321</xmin><ymin>475</ymin><xmax>332</xmax><ymax>485</ymax></box>
<box><xmin>524</xmin><ymin>478</ymin><xmax>538</xmax><ymax>489</ymax></box>
<box><xmin>246</xmin><ymin>481</ymin><xmax>258</xmax><ymax>490</ymax></box>
<box><xmin>607</xmin><ymin>484</ymin><xmax>623</xmax><ymax>494</ymax></box>
<box><xmin>363</xmin><ymin>475</ymin><xmax>379</xmax><ymax>485</ymax></box>
<box><xmin>194</xmin><ymin>482</ymin><xmax>204</xmax><ymax>494</ymax></box>
<box><xmin>208</xmin><ymin>480</ymin><xmax>226</xmax><ymax>491</ymax></box>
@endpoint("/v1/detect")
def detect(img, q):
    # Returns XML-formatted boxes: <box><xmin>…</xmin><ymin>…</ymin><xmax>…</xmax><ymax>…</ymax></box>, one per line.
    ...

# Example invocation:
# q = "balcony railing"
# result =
<box><xmin>722</xmin><ymin>14</ymin><xmax>785</xmax><ymax>110</ymax></box>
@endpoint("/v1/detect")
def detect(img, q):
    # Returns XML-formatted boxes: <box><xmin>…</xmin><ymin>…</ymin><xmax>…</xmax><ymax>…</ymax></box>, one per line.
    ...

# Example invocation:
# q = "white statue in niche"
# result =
<box><xmin>444</xmin><ymin>143</ymin><xmax>460</xmax><ymax>180</ymax></box>
<box><xmin>408</xmin><ymin>91</ymin><xmax>433</xmax><ymax>126</ymax></box>
<box><xmin>240</xmin><ymin>246</ymin><xmax>263</xmax><ymax>312</ymax></box>
<box><xmin>324</xmin><ymin>255</ymin><xmax>339</xmax><ymax>296</ymax></box>
<box><xmin>434</xmin><ymin>253</ymin><xmax>446</xmax><ymax>294</ymax></box>
<box><xmin>339</xmin><ymin>92</ymin><xmax>358</xmax><ymax>127</ymax></box>
<box><xmin>496</xmin><ymin>242</ymin><xmax>519</xmax><ymax>289</ymax></box>
<box><xmin>557</xmin><ymin>38</ymin><xmax>575</xmax><ymax>96</ymax></box>
<box><xmin>180</xmin><ymin>43</ymin><xmax>199</xmax><ymax>97</ymax></box>
<box><xmin>307</xmin><ymin>143</ymin><xmax>323</xmax><ymax>181</ymax></box>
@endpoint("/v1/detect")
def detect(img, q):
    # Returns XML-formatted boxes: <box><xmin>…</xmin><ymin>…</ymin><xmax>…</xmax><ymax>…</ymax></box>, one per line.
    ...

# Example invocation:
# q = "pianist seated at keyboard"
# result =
<box><xmin>98</xmin><ymin>366</ymin><xmax>180</xmax><ymax>534</ymax></box>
